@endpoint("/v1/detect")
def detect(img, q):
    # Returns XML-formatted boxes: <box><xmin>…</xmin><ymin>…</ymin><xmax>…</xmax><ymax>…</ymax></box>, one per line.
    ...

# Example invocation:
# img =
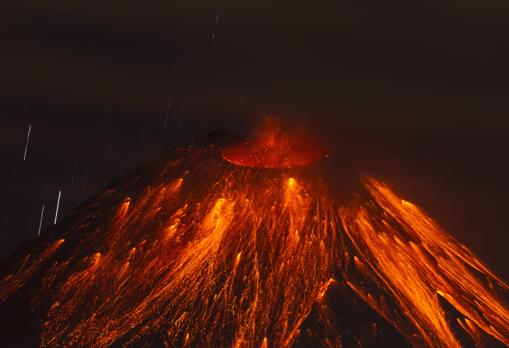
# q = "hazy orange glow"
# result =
<box><xmin>222</xmin><ymin>118</ymin><xmax>326</xmax><ymax>168</ymax></box>
<box><xmin>0</xmin><ymin>128</ymin><xmax>507</xmax><ymax>347</ymax></box>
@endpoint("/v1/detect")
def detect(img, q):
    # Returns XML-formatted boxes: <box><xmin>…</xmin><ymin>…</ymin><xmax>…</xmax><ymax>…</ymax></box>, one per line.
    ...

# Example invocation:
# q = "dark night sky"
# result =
<box><xmin>1</xmin><ymin>0</ymin><xmax>508</xmax><ymax>279</ymax></box>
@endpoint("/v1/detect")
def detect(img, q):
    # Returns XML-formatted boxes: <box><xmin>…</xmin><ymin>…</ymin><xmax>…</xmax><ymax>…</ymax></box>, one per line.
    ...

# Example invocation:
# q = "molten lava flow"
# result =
<box><xmin>0</xmin><ymin>138</ymin><xmax>507</xmax><ymax>347</ymax></box>
<box><xmin>342</xmin><ymin>178</ymin><xmax>509</xmax><ymax>347</ymax></box>
<box><xmin>222</xmin><ymin>118</ymin><xmax>326</xmax><ymax>168</ymax></box>
<box><xmin>34</xmin><ymin>166</ymin><xmax>339</xmax><ymax>348</ymax></box>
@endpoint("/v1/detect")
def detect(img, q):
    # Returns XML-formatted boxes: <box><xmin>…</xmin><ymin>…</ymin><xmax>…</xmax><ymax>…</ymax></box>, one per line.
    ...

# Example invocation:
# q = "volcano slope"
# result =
<box><xmin>0</xmin><ymin>133</ymin><xmax>507</xmax><ymax>348</ymax></box>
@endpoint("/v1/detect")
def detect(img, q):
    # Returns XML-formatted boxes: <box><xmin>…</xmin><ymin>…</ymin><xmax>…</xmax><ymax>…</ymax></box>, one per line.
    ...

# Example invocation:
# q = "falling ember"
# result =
<box><xmin>0</xmin><ymin>121</ymin><xmax>507</xmax><ymax>347</ymax></box>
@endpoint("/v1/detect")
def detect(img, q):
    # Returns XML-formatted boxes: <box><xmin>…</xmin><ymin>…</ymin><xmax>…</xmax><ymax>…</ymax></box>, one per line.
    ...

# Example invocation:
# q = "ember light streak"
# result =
<box><xmin>0</xmin><ymin>123</ymin><xmax>507</xmax><ymax>347</ymax></box>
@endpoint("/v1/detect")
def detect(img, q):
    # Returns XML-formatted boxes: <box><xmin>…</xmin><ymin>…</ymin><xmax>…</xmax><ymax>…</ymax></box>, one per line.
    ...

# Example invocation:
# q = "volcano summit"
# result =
<box><xmin>0</xmin><ymin>124</ymin><xmax>507</xmax><ymax>348</ymax></box>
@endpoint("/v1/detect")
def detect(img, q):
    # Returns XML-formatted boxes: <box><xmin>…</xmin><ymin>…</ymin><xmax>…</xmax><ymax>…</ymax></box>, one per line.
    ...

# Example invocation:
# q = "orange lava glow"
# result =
<box><xmin>342</xmin><ymin>179</ymin><xmax>509</xmax><ymax>347</ymax></box>
<box><xmin>222</xmin><ymin>118</ymin><xmax>326</xmax><ymax>168</ymax></box>
<box><xmin>0</xmin><ymin>141</ymin><xmax>507</xmax><ymax>347</ymax></box>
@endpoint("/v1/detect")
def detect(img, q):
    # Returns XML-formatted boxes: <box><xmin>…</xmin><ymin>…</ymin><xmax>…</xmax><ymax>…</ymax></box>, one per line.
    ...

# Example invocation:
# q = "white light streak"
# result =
<box><xmin>212</xmin><ymin>12</ymin><xmax>220</xmax><ymax>40</ymax></box>
<box><xmin>54</xmin><ymin>191</ymin><xmax>62</xmax><ymax>225</ymax></box>
<box><xmin>37</xmin><ymin>204</ymin><xmax>45</xmax><ymax>237</ymax></box>
<box><xmin>22</xmin><ymin>124</ymin><xmax>32</xmax><ymax>162</ymax></box>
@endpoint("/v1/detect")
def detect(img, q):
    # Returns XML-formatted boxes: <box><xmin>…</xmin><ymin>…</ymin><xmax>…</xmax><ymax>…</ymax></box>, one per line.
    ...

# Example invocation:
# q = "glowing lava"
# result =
<box><xmin>0</xmin><ymin>124</ymin><xmax>507</xmax><ymax>347</ymax></box>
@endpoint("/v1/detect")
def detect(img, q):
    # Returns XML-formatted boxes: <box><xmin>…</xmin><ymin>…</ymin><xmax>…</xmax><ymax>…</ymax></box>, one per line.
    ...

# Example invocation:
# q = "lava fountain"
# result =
<box><xmin>0</xmin><ymin>120</ymin><xmax>507</xmax><ymax>347</ymax></box>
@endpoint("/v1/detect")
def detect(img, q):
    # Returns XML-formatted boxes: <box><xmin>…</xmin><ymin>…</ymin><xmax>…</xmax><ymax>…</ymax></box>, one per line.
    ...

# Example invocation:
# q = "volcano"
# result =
<box><xmin>0</xmin><ymin>122</ymin><xmax>508</xmax><ymax>348</ymax></box>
